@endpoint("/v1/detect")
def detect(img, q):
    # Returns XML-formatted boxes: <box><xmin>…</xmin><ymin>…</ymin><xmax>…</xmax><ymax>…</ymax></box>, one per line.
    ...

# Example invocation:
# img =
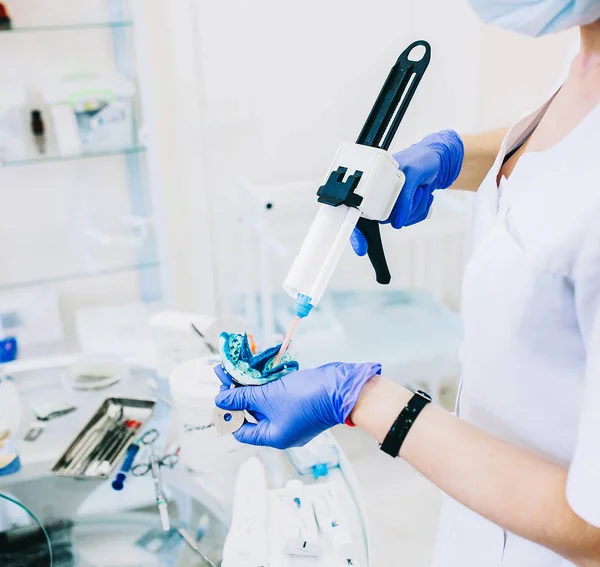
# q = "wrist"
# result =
<box><xmin>338</xmin><ymin>362</ymin><xmax>381</xmax><ymax>425</ymax></box>
<box><xmin>350</xmin><ymin>375</ymin><xmax>412</xmax><ymax>443</ymax></box>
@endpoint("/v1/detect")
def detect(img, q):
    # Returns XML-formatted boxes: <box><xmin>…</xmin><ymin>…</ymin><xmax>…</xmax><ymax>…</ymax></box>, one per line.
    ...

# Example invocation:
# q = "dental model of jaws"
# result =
<box><xmin>276</xmin><ymin>41</ymin><xmax>432</xmax><ymax>362</ymax></box>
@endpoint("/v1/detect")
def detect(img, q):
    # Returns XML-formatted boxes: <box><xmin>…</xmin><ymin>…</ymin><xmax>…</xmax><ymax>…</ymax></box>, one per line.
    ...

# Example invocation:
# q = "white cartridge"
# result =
<box><xmin>283</xmin><ymin>204</ymin><xmax>360</xmax><ymax>308</ymax></box>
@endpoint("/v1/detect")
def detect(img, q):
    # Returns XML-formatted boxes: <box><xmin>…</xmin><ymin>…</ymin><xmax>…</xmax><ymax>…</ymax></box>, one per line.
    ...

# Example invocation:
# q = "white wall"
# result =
<box><xmin>175</xmin><ymin>0</ymin><xmax>576</xmax><ymax>318</ymax></box>
<box><xmin>0</xmin><ymin>1</ymin><xmax>579</xmax><ymax>348</ymax></box>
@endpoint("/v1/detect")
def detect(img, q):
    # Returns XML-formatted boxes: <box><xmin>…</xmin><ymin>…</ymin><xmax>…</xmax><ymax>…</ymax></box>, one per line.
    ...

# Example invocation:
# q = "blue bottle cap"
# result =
<box><xmin>111</xmin><ymin>472</ymin><xmax>126</xmax><ymax>491</ymax></box>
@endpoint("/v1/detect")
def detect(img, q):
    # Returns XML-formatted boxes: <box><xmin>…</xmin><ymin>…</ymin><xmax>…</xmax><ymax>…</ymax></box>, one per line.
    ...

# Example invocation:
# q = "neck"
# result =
<box><xmin>580</xmin><ymin>20</ymin><xmax>600</xmax><ymax>57</ymax></box>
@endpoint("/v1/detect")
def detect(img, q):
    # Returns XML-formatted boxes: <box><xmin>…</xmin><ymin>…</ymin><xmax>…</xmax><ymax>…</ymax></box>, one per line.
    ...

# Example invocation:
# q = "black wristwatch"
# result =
<box><xmin>380</xmin><ymin>389</ymin><xmax>432</xmax><ymax>458</ymax></box>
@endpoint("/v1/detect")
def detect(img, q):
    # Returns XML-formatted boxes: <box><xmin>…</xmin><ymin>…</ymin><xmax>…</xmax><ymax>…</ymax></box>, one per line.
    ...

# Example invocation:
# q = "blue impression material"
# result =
<box><xmin>219</xmin><ymin>332</ymin><xmax>299</xmax><ymax>386</ymax></box>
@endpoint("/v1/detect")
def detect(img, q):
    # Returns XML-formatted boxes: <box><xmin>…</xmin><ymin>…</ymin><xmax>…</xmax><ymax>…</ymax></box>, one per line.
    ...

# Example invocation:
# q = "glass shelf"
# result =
<box><xmin>1</xmin><ymin>20</ymin><xmax>133</xmax><ymax>34</ymax></box>
<box><xmin>0</xmin><ymin>261</ymin><xmax>160</xmax><ymax>292</ymax></box>
<box><xmin>1</xmin><ymin>145</ymin><xmax>146</xmax><ymax>167</ymax></box>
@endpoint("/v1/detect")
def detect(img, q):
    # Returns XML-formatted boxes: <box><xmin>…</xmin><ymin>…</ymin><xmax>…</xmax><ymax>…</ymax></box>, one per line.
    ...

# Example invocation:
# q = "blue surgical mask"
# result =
<box><xmin>466</xmin><ymin>0</ymin><xmax>600</xmax><ymax>36</ymax></box>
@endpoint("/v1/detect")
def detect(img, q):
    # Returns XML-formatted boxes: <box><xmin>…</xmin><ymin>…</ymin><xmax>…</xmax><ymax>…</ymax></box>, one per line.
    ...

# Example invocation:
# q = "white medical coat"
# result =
<box><xmin>431</xmin><ymin>90</ymin><xmax>600</xmax><ymax>565</ymax></box>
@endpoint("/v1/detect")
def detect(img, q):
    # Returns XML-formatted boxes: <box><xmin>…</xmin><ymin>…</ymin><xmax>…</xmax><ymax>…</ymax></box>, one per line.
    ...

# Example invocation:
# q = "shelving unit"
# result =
<box><xmin>0</xmin><ymin>260</ymin><xmax>160</xmax><ymax>292</ymax></box>
<box><xmin>0</xmin><ymin>0</ymin><xmax>164</xmax><ymax>359</ymax></box>
<box><xmin>1</xmin><ymin>20</ymin><xmax>133</xmax><ymax>34</ymax></box>
<box><xmin>1</xmin><ymin>144</ymin><xmax>145</xmax><ymax>167</ymax></box>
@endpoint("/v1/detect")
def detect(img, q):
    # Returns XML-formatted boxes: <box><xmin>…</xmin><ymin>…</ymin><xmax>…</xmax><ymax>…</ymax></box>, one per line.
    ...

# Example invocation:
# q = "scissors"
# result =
<box><xmin>130</xmin><ymin>429</ymin><xmax>179</xmax><ymax>476</ymax></box>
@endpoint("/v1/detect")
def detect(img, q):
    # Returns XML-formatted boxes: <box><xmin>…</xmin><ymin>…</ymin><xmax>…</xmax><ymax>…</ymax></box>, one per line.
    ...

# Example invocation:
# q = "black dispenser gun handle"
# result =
<box><xmin>355</xmin><ymin>40</ymin><xmax>431</xmax><ymax>284</ymax></box>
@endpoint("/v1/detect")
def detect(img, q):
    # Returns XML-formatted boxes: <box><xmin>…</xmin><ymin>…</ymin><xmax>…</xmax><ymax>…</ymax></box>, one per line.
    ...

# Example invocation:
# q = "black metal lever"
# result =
<box><xmin>355</xmin><ymin>40</ymin><xmax>431</xmax><ymax>284</ymax></box>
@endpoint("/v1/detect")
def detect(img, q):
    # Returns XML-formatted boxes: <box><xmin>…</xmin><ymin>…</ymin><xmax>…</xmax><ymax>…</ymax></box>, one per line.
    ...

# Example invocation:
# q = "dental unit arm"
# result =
<box><xmin>283</xmin><ymin>41</ymin><xmax>431</xmax><ymax>319</ymax></box>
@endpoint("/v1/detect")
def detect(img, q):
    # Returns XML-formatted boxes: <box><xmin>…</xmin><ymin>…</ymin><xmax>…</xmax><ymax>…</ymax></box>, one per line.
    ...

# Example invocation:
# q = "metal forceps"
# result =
<box><xmin>131</xmin><ymin>428</ymin><xmax>179</xmax><ymax>531</ymax></box>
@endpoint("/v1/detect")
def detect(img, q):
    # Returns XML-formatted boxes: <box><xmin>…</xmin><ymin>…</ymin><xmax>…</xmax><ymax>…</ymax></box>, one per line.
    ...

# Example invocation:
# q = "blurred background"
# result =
<box><xmin>0</xmin><ymin>0</ymin><xmax>576</xmax><ymax>565</ymax></box>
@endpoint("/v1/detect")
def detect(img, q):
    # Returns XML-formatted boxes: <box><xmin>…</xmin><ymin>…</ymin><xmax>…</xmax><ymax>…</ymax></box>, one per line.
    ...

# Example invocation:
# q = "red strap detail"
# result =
<box><xmin>345</xmin><ymin>417</ymin><xmax>356</xmax><ymax>427</ymax></box>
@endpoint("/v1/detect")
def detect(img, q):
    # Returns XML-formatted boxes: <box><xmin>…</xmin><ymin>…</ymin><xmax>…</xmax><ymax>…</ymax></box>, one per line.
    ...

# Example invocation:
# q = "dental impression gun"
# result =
<box><xmin>283</xmin><ymin>41</ymin><xmax>431</xmax><ymax>318</ymax></box>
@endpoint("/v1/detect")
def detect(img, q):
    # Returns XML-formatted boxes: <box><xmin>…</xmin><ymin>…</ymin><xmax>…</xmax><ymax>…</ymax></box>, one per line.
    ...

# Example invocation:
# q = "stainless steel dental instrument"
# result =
<box><xmin>177</xmin><ymin>527</ymin><xmax>219</xmax><ymax>567</ymax></box>
<box><xmin>191</xmin><ymin>323</ymin><xmax>218</xmax><ymax>354</ymax></box>
<box><xmin>52</xmin><ymin>398</ymin><xmax>155</xmax><ymax>480</ymax></box>
<box><xmin>130</xmin><ymin>428</ymin><xmax>179</xmax><ymax>531</ymax></box>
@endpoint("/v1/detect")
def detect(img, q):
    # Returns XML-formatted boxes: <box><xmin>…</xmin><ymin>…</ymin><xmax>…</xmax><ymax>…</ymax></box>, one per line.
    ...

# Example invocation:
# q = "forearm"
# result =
<box><xmin>351</xmin><ymin>376</ymin><xmax>600</xmax><ymax>565</ymax></box>
<box><xmin>451</xmin><ymin>128</ymin><xmax>508</xmax><ymax>191</ymax></box>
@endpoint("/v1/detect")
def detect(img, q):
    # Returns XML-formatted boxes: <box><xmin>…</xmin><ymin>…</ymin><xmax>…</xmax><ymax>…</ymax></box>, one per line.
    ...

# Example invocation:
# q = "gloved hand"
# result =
<box><xmin>214</xmin><ymin>362</ymin><xmax>381</xmax><ymax>449</ymax></box>
<box><xmin>351</xmin><ymin>129</ymin><xmax>464</xmax><ymax>256</ymax></box>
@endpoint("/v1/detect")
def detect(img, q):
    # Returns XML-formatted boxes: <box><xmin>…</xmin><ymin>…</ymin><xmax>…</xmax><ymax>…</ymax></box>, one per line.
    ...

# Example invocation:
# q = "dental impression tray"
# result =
<box><xmin>213</xmin><ymin>332</ymin><xmax>299</xmax><ymax>434</ymax></box>
<box><xmin>220</xmin><ymin>332</ymin><xmax>298</xmax><ymax>386</ymax></box>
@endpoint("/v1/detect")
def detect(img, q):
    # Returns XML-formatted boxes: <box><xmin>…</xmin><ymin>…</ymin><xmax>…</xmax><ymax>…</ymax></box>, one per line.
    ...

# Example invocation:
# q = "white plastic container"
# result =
<box><xmin>169</xmin><ymin>357</ymin><xmax>254</xmax><ymax>474</ymax></box>
<box><xmin>42</xmin><ymin>73</ymin><xmax>136</xmax><ymax>155</ymax></box>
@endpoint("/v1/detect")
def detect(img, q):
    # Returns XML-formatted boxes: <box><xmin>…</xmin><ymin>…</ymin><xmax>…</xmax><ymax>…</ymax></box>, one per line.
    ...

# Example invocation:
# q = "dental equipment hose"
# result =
<box><xmin>0</xmin><ymin>492</ymin><xmax>53</xmax><ymax>567</ymax></box>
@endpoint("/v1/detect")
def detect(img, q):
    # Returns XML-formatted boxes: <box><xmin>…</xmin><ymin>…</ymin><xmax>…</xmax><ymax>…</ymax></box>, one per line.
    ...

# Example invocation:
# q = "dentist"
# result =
<box><xmin>216</xmin><ymin>1</ymin><xmax>600</xmax><ymax>564</ymax></box>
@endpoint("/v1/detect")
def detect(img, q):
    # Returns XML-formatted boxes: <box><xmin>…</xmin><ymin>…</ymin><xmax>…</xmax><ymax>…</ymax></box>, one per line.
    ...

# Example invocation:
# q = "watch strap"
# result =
<box><xmin>380</xmin><ymin>390</ymin><xmax>431</xmax><ymax>458</ymax></box>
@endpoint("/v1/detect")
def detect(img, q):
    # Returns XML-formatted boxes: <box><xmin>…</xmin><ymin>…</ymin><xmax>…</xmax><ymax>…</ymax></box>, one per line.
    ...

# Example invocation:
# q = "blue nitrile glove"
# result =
<box><xmin>351</xmin><ymin>129</ymin><xmax>464</xmax><ymax>256</ymax></box>
<box><xmin>214</xmin><ymin>362</ymin><xmax>381</xmax><ymax>449</ymax></box>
